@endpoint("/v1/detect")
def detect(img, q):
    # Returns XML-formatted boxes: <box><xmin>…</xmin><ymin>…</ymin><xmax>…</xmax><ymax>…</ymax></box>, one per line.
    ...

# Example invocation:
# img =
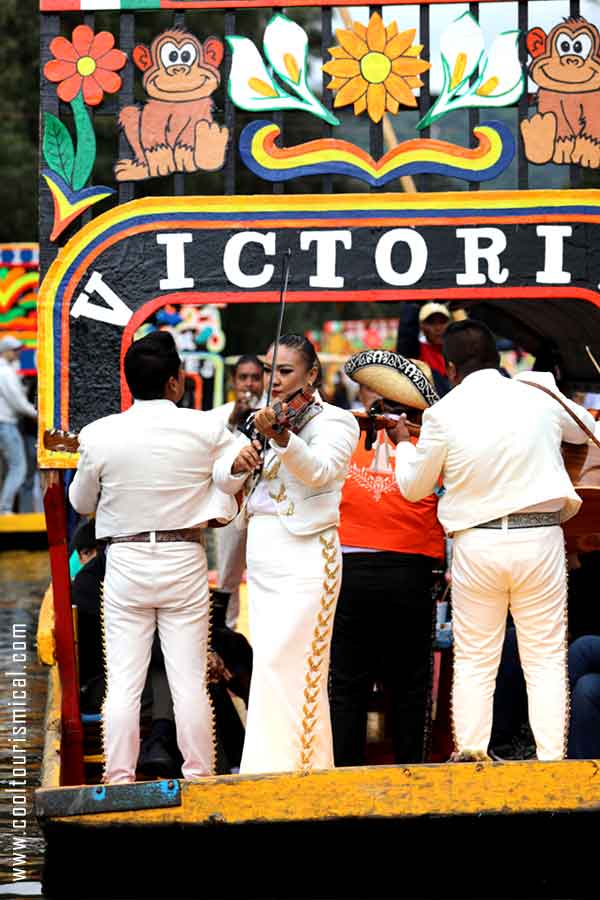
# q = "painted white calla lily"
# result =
<box><xmin>263</xmin><ymin>14</ymin><xmax>308</xmax><ymax>90</ymax></box>
<box><xmin>418</xmin><ymin>16</ymin><xmax>524</xmax><ymax>129</ymax></box>
<box><xmin>440</xmin><ymin>12</ymin><xmax>484</xmax><ymax>95</ymax></box>
<box><xmin>226</xmin><ymin>20</ymin><xmax>339</xmax><ymax>125</ymax></box>
<box><xmin>227</xmin><ymin>36</ymin><xmax>289</xmax><ymax>112</ymax></box>
<box><xmin>475</xmin><ymin>31</ymin><xmax>523</xmax><ymax>103</ymax></box>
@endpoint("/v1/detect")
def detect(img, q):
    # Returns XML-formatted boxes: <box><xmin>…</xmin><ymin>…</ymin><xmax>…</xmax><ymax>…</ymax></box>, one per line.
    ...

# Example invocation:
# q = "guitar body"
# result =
<box><xmin>562</xmin><ymin>439</ymin><xmax>600</xmax><ymax>543</ymax></box>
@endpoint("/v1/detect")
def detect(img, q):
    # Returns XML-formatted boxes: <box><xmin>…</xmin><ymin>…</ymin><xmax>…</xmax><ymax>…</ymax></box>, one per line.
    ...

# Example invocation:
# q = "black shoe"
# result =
<box><xmin>137</xmin><ymin>733</ymin><xmax>182</xmax><ymax>779</ymax></box>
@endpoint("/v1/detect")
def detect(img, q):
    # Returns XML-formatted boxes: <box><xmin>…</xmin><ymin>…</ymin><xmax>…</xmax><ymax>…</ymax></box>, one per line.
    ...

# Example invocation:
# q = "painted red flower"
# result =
<box><xmin>44</xmin><ymin>25</ymin><xmax>127</xmax><ymax>106</ymax></box>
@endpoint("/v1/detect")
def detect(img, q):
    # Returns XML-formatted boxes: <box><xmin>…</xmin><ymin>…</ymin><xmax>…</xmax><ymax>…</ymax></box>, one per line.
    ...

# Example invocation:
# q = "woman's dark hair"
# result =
<box><xmin>274</xmin><ymin>333</ymin><xmax>322</xmax><ymax>387</ymax></box>
<box><xmin>232</xmin><ymin>354</ymin><xmax>263</xmax><ymax>376</ymax></box>
<box><xmin>443</xmin><ymin>320</ymin><xmax>500</xmax><ymax>379</ymax></box>
<box><xmin>69</xmin><ymin>518</ymin><xmax>97</xmax><ymax>556</ymax></box>
<box><xmin>124</xmin><ymin>330</ymin><xmax>181</xmax><ymax>400</ymax></box>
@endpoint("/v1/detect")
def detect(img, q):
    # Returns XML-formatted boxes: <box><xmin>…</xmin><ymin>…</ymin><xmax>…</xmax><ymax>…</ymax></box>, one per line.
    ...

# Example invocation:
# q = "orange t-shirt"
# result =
<box><xmin>339</xmin><ymin>429</ymin><xmax>445</xmax><ymax>560</ymax></box>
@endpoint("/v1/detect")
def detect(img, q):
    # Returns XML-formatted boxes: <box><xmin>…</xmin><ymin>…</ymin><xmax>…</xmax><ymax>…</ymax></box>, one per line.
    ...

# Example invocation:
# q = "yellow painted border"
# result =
<box><xmin>40</xmin><ymin>665</ymin><xmax>62</xmax><ymax>791</ymax></box>
<box><xmin>39</xmin><ymin>759</ymin><xmax>600</xmax><ymax>827</ymax></box>
<box><xmin>0</xmin><ymin>512</ymin><xmax>46</xmax><ymax>533</ymax></box>
<box><xmin>37</xmin><ymin>585</ymin><xmax>56</xmax><ymax>667</ymax></box>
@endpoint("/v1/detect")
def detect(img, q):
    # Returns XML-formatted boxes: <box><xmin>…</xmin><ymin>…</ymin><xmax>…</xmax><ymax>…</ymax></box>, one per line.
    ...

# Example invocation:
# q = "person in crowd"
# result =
<box><xmin>396</xmin><ymin>302</ymin><xmax>452</xmax><ymax>396</ymax></box>
<box><xmin>387</xmin><ymin>320</ymin><xmax>597</xmax><ymax>762</ymax></box>
<box><xmin>567</xmin><ymin>634</ymin><xmax>600</xmax><ymax>759</ymax></box>
<box><xmin>0</xmin><ymin>336</ymin><xmax>37</xmax><ymax>514</ymax></box>
<box><xmin>206</xmin><ymin>354</ymin><xmax>263</xmax><ymax>629</ymax></box>
<box><xmin>70</xmin><ymin>519</ymin><xmax>106</xmax><ymax>714</ymax></box>
<box><xmin>209</xmin><ymin>589</ymin><xmax>253</xmax><ymax>773</ymax></box>
<box><xmin>567</xmin><ymin>536</ymin><xmax>600</xmax><ymax>641</ymax></box>
<box><xmin>69</xmin><ymin>330</ymin><xmax>243</xmax><ymax>784</ymax></box>
<box><xmin>329</xmin><ymin>383</ymin><xmax>445</xmax><ymax>766</ymax></box>
<box><xmin>225</xmin><ymin>334</ymin><xmax>359</xmax><ymax>774</ymax></box>
<box><xmin>18</xmin><ymin>374</ymin><xmax>42</xmax><ymax>512</ymax></box>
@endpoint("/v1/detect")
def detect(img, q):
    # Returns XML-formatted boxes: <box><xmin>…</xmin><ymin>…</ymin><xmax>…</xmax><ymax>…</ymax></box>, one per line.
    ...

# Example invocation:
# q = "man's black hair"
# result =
<box><xmin>443</xmin><ymin>320</ymin><xmax>500</xmax><ymax>380</ymax></box>
<box><xmin>232</xmin><ymin>354</ymin><xmax>263</xmax><ymax>375</ymax></box>
<box><xmin>124</xmin><ymin>331</ymin><xmax>181</xmax><ymax>400</ymax></box>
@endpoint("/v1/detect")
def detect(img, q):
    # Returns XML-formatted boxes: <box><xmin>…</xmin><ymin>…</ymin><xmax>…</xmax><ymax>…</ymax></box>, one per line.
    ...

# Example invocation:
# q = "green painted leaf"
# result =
<box><xmin>71</xmin><ymin>92</ymin><xmax>97</xmax><ymax>191</ymax></box>
<box><xmin>43</xmin><ymin>113</ymin><xmax>75</xmax><ymax>185</ymax></box>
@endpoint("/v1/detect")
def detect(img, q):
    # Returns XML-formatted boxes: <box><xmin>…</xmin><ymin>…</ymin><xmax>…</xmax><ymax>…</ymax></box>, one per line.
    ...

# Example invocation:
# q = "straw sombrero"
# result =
<box><xmin>344</xmin><ymin>350</ymin><xmax>439</xmax><ymax>410</ymax></box>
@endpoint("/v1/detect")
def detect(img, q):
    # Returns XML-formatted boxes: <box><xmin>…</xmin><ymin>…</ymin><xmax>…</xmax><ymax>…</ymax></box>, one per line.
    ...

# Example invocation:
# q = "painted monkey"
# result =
<box><xmin>115</xmin><ymin>29</ymin><xmax>229</xmax><ymax>181</ymax></box>
<box><xmin>521</xmin><ymin>17</ymin><xmax>600</xmax><ymax>168</ymax></box>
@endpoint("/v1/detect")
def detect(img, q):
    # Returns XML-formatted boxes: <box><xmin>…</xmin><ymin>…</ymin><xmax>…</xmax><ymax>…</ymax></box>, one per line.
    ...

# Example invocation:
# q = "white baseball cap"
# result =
<box><xmin>418</xmin><ymin>302</ymin><xmax>451</xmax><ymax>324</ymax></box>
<box><xmin>0</xmin><ymin>336</ymin><xmax>23</xmax><ymax>352</ymax></box>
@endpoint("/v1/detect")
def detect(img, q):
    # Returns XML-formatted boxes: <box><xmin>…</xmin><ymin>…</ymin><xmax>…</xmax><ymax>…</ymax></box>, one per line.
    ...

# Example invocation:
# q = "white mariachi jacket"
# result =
<box><xmin>70</xmin><ymin>399</ymin><xmax>243</xmax><ymax>539</ymax></box>
<box><xmin>394</xmin><ymin>368</ymin><xmax>597</xmax><ymax>535</ymax></box>
<box><xmin>213</xmin><ymin>396</ymin><xmax>360</xmax><ymax>537</ymax></box>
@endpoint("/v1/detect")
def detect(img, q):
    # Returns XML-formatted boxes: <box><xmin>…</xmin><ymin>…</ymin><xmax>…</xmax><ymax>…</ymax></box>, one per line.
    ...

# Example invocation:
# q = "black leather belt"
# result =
<box><xmin>475</xmin><ymin>512</ymin><xmax>561</xmax><ymax>529</ymax></box>
<box><xmin>106</xmin><ymin>527</ymin><xmax>205</xmax><ymax>545</ymax></box>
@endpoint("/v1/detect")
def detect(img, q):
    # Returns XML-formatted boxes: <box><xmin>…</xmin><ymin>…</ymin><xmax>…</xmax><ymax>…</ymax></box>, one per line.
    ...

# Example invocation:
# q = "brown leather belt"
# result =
<box><xmin>106</xmin><ymin>527</ymin><xmax>205</xmax><ymax>545</ymax></box>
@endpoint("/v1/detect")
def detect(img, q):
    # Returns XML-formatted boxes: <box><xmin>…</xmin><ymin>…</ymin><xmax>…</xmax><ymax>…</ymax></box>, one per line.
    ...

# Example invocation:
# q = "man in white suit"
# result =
<box><xmin>70</xmin><ymin>331</ymin><xmax>243</xmax><ymax>784</ymax></box>
<box><xmin>387</xmin><ymin>320</ymin><xmax>596</xmax><ymax>761</ymax></box>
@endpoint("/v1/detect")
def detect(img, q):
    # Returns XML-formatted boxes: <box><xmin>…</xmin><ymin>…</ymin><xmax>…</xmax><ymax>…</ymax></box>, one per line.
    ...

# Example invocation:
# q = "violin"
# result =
<box><xmin>240</xmin><ymin>385</ymin><xmax>317</xmax><ymax>441</ymax></box>
<box><xmin>271</xmin><ymin>385</ymin><xmax>316</xmax><ymax>434</ymax></box>
<box><xmin>352</xmin><ymin>400</ymin><xmax>421</xmax><ymax>451</ymax></box>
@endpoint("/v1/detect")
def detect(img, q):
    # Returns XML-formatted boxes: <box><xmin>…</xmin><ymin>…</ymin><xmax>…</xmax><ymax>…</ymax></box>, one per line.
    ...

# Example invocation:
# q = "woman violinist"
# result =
<box><xmin>225</xmin><ymin>334</ymin><xmax>359</xmax><ymax>775</ymax></box>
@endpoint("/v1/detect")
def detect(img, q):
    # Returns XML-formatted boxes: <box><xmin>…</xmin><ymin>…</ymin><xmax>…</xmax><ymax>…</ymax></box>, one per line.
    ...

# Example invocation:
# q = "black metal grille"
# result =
<box><xmin>39</xmin><ymin>0</ymin><xmax>586</xmax><ymax>278</ymax></box>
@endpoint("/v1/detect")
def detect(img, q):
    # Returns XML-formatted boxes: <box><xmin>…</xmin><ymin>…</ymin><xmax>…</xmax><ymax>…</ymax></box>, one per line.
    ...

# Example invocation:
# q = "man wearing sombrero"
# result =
<box><xmin>386</xmin><ymin>320</ymin><xmax>596</xmax><ymax>762</ymax></box>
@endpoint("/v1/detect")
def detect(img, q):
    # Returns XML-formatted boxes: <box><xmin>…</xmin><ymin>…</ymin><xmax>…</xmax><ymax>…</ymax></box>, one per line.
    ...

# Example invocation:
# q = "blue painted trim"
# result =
<box><xmin>239</xmin><ymin>120</ymin><xmax>515</xmax><ymax>187</ymax></box>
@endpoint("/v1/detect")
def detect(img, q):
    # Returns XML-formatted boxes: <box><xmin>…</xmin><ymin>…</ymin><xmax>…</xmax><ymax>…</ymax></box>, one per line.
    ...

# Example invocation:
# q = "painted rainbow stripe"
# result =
<box><xmin>43</xmin><ymin>171</ymin><xmax>115</xmax><ymax>242</ymax></box>
<box><xmin>40</xmin><ymin>0</ymin><xmax>508</xmax><ymax>9</ymax></box>
<box><xmin>240</xmin><ymin>121</ymin><xmax>514</xmax><ymax>186</ymax></box>
<box><xmin>38</xmin><ymin>190</ymin><xmax>600</xmax><ymax>467</ymax></box>
<box><xmin>0</xmin><ymin>272</ymin><xmax>39</xmax><ymax>313</ymax></box>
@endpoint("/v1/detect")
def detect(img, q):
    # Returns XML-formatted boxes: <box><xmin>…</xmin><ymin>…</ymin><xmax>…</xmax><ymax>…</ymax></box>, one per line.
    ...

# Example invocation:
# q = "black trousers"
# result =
<box><xmin>329</xmin><ymin>551</ymin><xmax>438</xmax><ymax>766</ymax></box>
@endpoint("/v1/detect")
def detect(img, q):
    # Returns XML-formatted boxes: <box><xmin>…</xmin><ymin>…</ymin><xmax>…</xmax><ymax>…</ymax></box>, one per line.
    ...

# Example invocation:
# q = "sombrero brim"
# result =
<box><xmin>344</xmin><ymin>350</ymin><xmax>439</xmax><ymax>410</ymax></box>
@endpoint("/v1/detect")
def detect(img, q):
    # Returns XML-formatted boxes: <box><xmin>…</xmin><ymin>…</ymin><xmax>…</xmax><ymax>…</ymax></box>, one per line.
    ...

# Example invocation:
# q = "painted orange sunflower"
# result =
<box><xmin>323</xmin><ymin>13</ymin><xmax>431</xmax><ymax>124</ymax></box>
<box><xmin>44</xmin><ymin>25</ymin><xmax>127</xmax><ymax>107</ymax></box>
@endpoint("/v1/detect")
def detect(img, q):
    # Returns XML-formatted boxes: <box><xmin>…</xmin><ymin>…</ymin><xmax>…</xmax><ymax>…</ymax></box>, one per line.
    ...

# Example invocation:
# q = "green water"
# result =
<box><xmin>0</xmin><ymin>550</ymin><xmax>49</xmax><ymax>894</ymax></box>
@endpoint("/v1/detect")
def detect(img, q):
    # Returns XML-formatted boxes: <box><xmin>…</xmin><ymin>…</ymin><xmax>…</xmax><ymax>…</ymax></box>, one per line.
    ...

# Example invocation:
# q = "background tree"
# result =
<box><xmin>0</xmin><ymin>0</ymin><xmax>39</xmax><ymax>241</ymax></box>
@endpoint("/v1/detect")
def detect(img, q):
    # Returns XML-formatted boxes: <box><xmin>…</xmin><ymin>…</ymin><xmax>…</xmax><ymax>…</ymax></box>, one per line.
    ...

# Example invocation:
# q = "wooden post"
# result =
<box><xmin>42</xmin><ymin>470</ymin><xmax>85</xmax><ymax>786</ymax></box>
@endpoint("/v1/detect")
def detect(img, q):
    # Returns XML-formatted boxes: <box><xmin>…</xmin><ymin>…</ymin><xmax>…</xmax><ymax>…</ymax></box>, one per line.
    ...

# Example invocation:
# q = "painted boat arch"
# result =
<box><xmin>38</xmin><ymin>189</ymin><xmax>600</xmax><ymax>467</ymax></box>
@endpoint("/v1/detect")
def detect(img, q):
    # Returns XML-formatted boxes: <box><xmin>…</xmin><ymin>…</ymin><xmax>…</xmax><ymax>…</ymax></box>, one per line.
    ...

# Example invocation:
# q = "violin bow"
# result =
<box><xmin>585</xmin><ymin>345</ymin><xmax>600</xmax><ymax>378</ymax></box>
<box><xmin>252</xmin><ymin>248</ymin><xmax>292</xmax><ymax>473</ymax></box>
<box><xmin>265</xmin><ymin>247</ymin><xmax>292</xmax><ymax>409</ymax></box>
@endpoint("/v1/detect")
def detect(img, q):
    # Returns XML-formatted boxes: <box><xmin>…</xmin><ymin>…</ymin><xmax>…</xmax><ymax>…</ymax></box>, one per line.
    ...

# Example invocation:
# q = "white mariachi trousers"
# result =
<box><xmin>240</xmin><ymin>516</ymin><xmax>341</xmax><ymax>775</ymax></box>
<box><xmin>451</xmin><ymin>525</ymin><xmax>568</xmax><ymax>761</ymax></box>
<box><xmin>216</xmin><ymin>518</ymin><xmax>247</xmax><ymax>629</ymax></box>
<box><xmin>102</xmin><ymin>541</ymin><xmax>213</xmax><ymax>784</ymax></box>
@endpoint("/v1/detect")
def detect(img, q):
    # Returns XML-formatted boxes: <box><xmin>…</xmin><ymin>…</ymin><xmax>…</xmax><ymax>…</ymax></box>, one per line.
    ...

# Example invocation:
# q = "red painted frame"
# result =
<box><xmin>42</xmin><ymin>472</ymin><xmax>85</xmax><ymax>786</ymax></box>
<box><xmin>40</xmin><ymin>0</ymin><xmax>515</xmax><ymax>10</ymax></box>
